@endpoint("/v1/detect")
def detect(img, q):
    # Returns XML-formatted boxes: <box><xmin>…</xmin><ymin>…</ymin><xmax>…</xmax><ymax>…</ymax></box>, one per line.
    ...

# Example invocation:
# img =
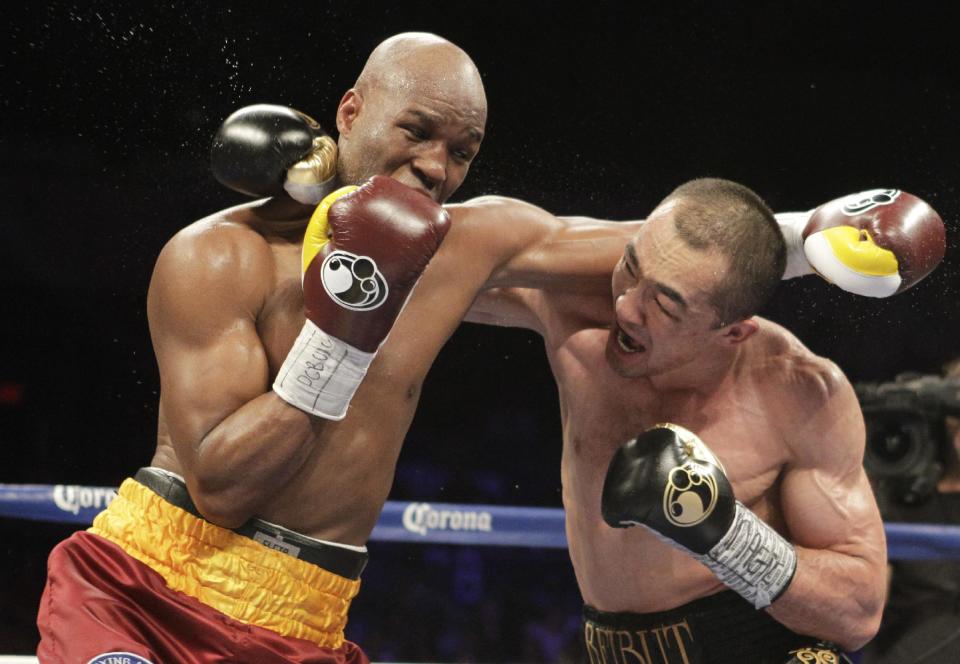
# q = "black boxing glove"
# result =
<box><xmin>211</xmin><ymin>104</ymin><xmax>338</xmax><ymax>205</ymax></box>
<box><xmin>602</xmin><ymin>423</ymin><xmax>796</xmax><ymax>609</ymax></box>
<box><xmin>273</xmin><ymin>176</ymin><xmax>451</xmax><ymax>419</ymax></box>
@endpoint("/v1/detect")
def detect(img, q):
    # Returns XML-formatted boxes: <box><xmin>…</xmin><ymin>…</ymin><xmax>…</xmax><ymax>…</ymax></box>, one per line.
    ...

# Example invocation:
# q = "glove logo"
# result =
<box><xmin>320</xmin><ymin>250</ymin><xmax>389</xmax><ymax>311</ymax></box>
<box><xmin>662</xmin><ymin>462</ymin><xmax>718</xmax><ymax>527</ymax></box>
<box><xmin>841</xmin><ymin>189</ymin><xmax>901</xmax><ymax>216</ymax></box>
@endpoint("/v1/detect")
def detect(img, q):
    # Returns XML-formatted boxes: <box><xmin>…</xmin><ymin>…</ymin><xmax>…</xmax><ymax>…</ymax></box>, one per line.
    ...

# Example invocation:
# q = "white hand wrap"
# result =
<box><xmin>696</xmin><ymin>502</ymin><xmax>797</xmax><ymax>609</ymax></box>
<box><xmin>272</xmin><ymin>319</ymin><xmax>375</xmax><ymax>421</ymax></box>
<box><xmin>776</xmin><ymin>211</ymin><xmax>815</xmax><ymax>280</ymax></box>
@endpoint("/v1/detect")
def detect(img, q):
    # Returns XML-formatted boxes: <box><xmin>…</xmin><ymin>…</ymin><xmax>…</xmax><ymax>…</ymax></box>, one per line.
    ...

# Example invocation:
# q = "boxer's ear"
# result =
<box><xmin>718</xmin><ymin>319</ymin><xmax>758</xmax><ymax>345</ymax></box>
<box><xmin>336</xmin><ymin>89</ymin><xmax>363</xmax><ymax>136</ymax></box>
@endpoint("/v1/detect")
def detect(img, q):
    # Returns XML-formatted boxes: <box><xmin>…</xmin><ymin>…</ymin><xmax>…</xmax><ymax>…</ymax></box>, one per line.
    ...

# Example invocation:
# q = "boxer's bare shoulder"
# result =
<box><xmin>149</xmin><ymin>212</ymin><xmax>276</xmax><ymax>331</ymax></box>
<box><xmin>746</xmin><ymin>319</ymin><xmax>862</xmax><ymax>461</ymax></box>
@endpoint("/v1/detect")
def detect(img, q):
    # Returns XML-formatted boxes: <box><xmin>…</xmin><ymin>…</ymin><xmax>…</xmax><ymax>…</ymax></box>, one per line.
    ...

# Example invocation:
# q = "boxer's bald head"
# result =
<box><xmin>354</xmin><ymin>33</ymin><xmax>486</xmax><ymax>109</ymax></box>
<box><xmin>336</xmin><ymin>32</ymin><xmax>486</xmax><ymax>203</ymax></box>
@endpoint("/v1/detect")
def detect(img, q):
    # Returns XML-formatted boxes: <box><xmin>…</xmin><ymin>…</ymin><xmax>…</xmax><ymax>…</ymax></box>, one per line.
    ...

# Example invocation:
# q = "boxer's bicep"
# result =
<box><xmin>761</xmin><ymin>362</ymin><xmax>886</xmax><ymax>647</ymax></box>
<box><xmin>451</xmin><ymin>197</ymin><xmax>640</xmax><ymax>291</ymax></box>
<box><xmin>780</xmin><ymin>464</ymin><xmax>885</xmax><ymax>561</ymax></box>
<box><xmin>779</xmin><ymin>374</ymin><xmax>886</xmax><ymax>565</ymax></box>
<box><xmin>492</xmin><ymin>214</ymin><xmax>639</xmax><ymax>291</ymax></box>
<box><xmin>147</xmin><ymin>228</ymin><xmax>272</xmax><ymax>468</ymax></box>
<box><xmin>156</xmin><ymin>311</ymin><xmax>270</xmax><ymax>465</ymax></box>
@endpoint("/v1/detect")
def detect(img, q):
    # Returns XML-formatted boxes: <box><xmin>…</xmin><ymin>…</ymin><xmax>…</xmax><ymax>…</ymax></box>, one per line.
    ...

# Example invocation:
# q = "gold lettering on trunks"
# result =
<box><xmin>652</xmin><ymin>626</ymin><xmax>670</xmax><ymax>662</ymax></box>
<box><xmin>667</xmin><ymin>620</ymin><xmax>694</xmax><ymax>664</ymax></box>
<box><xmin>584</xmin><ymin>618</ymin><xmax>695</xmax><ymax>664</ymax></box>
<box><xmin>584</xmin><ymin>622</ymin><xmax>603</xmax><ymax>664</ymax></box>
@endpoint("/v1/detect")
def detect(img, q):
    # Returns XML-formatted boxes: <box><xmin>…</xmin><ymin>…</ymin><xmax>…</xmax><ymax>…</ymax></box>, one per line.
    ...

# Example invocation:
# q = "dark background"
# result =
<box><xmin>2</xmin><ymin>1</ymin><xmax>958</xmax><ymax>659</ymax></box>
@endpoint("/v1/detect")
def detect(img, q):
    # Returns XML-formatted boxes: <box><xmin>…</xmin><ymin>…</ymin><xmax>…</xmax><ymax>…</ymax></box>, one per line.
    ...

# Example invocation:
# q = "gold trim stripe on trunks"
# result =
<box><xmin>90</xmin><ymin>478</ymin><xmax>361</xmax><ymax>649</ymax></box>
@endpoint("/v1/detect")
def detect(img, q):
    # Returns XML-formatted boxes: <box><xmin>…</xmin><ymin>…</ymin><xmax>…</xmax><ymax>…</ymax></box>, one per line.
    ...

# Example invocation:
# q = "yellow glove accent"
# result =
<box><xmin>820</xmin><ymin>226</ymin><xmax>899</xmax><ymax>277</ymax></box>
<box><xmin>286</xmin><ymin>135</ymin><xmax>338</xmax><ymax>187</ymax></box>
<box><xmin>301</xmin><ymin>185</ymin><xmax>358</xmax><ymax>275</ymax></box>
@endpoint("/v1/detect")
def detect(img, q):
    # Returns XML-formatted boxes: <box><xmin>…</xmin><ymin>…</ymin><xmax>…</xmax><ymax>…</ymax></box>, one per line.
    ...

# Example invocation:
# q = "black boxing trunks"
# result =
<box><xmin>37</xmin><ymin>467</ymin><xmax>371</xmax><ymax>663</ymax></box>
<box><xmin>582</xmin><ymin>591</ymin><xmax>851</xmax><ymax>664</ymax></box>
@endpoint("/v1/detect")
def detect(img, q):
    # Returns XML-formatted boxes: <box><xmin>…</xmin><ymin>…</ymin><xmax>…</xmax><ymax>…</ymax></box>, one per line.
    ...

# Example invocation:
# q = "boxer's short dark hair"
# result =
<box><xmin>665</xmin><ymin>178</ymin><xmax>786</xmax><ymax>326</ymax></box>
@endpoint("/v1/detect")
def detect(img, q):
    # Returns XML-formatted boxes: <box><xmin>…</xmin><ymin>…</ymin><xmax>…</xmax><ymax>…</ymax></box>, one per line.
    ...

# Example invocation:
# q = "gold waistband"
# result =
<box><xmin>90</xmin><ymin>478</ymin><xmax>361</xmax><ymax>648</ymax></box>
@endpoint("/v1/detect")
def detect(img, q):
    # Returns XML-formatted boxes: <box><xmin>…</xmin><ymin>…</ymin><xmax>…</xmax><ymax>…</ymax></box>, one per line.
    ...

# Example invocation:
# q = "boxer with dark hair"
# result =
<box><xmin>37</xmin><ymin>29</ymin><xmax>945</xmax><ymax>663</ymax></box>
<box><xmin>471</xmin><ymin>179</ymin><xmax>943</xmax><ymax>662</ymax></box>
<box><xmin>665</xmin><ymin>179</ymin><xmax>785</xmax><ymax>325</ymax></box>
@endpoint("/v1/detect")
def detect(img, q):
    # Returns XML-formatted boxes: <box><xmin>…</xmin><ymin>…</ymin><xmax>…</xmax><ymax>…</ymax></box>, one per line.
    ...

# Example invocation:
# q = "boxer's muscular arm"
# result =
<box><xmin>148</xmin><ymin>224</ymin><xmax>318</xmax><ymax>528</ymax></box>
<box><xmin>766</xmin><ymin>361</ymin><xmax>887</xmax><ymax>650</ymax></box>
<box><xmin>451</xmin><ymin>197</ymin><xmax>639</xmax><ymax>294</ymax></box>
<box><xmin>452</xmin><ymin>198</ymin><xmax>638</xmax><ymax>329</ymax></box>
<box><xmin>466</xmin><ymin>287</ymin><xmax>546</xmax><ymax>334</ymax></box>
<box><xmin>460</xmin><ymin>200</ymin><xmax>856</xmax><ymax>330</ymax></box>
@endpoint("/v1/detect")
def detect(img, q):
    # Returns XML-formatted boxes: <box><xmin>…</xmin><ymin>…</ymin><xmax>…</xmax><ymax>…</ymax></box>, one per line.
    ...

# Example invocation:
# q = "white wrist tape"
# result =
<box><xmin>776</xmin><ymin>211</ymin><xmax>815</xmax><ymax>280</ymax></box>
<box><xmin>697</xmin><ymin>502</ymin><xmax>797</xmax><ymax>609</ymax></box>
<box><xmin>272</xmin><ymin>319</ymin><xmax>375</xmax><ymax>420</ymax></box>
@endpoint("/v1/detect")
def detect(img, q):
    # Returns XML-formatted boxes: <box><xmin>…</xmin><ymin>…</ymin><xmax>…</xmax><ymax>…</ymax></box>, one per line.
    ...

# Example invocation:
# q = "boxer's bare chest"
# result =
<box><xmin>547</xmin><ymin>323</ymin><xmax>789</xmax><ymax>609</ymax></box>
<box><xmin>550</xmin><ymin>327</ymin><xmax>786</xmax><ymax>517</ymax></box>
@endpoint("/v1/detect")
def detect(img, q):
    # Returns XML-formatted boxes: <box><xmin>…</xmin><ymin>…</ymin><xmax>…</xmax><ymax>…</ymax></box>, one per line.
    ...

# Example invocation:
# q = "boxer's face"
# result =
<box><xmin>606</xmin><ymin>203</ymin><xmax>731</xmax><ymax>379</ymax></box>
<box><xmin>335</xmin><ymin>78</ymin><xmax>486</xmax><ymax>203</ymax></box>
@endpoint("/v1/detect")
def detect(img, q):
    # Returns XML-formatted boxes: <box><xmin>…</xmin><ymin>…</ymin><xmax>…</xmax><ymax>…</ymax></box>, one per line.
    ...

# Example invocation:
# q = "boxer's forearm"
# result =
<box><xmin>186</xmin><ymin>392</ymin><xmax>319</xmax><ymax>528</ymax></box>
<box><xmin>555</xmin><ymin>212</ymin><xmax>812</xmax><ymax>282</ymax></box>
<box><xmin>766</xmin><ymin>546</ymin><xmax>884</xmax><ymax>651</ymax></box>
<box><xmin>492</xmin><ymin>217</ymin><xmax>636</xmax><ymax>293</ymax></box>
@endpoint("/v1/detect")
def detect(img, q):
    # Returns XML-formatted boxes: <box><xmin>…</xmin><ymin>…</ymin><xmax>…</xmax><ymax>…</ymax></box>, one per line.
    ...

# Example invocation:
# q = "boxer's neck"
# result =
<box><xmin>256</xmin><ymin>195</ymin><xmax>314</xmax><ymax>222</ymax></box>
<box><xmin>647</xmin><ymin>343</ymin><xmax>740</xmax><ymax>397</ymax></box>
<box><xmin>249</xmin><ymin>196</ymin><xmax>314</xmax><ymax>241</ymax></box>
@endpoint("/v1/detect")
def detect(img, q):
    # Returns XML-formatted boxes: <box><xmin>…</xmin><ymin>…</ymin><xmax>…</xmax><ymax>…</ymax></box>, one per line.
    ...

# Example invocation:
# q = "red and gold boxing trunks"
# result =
<box><xmin>37</xmin><ymin>469</ymin><xmax>370</xmax><ymax>663</ymax></box>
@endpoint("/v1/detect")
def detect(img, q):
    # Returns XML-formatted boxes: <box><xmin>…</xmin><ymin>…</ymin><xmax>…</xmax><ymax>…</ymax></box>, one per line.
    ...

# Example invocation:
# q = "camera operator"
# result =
<box><xmin>861</xmin><ymin>359</ymin><xmax>960</xmax><ymax>664</ymax></box>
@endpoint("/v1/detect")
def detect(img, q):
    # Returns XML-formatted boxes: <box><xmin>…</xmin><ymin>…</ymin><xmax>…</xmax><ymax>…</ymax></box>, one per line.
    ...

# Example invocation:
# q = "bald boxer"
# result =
<box><xmin>36</xmin><ymin>32</ymin><xmax>627</xmax><ymax>664</ymax></box>
<box><xmin>37</xmin><ymin>30</ymin><xmax>944</xmax><ymax>663</ymax></box>
<box><xmin>468</xmin><ymin>178</ymin><xmax>944</xmax><ymax>662</ymax></box>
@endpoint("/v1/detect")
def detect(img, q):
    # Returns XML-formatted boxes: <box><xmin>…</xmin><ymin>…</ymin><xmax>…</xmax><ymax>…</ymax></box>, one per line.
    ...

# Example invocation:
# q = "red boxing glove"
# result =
<box><xmin>800</xmin><ymin>189</ymin><xmax>945</xmax><ymax>297</ymax></box>
<box><xmin>273</xmin><ymin>176</ymin><xmax>450</xmax><ymax>419</ymax></box>
<box><xmin>303</xmin><ymin>176</ymin><xmax>451</xmax><ymax>352</ymax></box>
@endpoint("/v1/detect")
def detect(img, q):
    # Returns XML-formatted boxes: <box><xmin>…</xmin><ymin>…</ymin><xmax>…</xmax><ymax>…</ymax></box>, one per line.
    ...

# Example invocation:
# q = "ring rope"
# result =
<box><xmin>2</xmin><ymin>483</ymin><xmax>958</xmax><ymax>560</ymax></box>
